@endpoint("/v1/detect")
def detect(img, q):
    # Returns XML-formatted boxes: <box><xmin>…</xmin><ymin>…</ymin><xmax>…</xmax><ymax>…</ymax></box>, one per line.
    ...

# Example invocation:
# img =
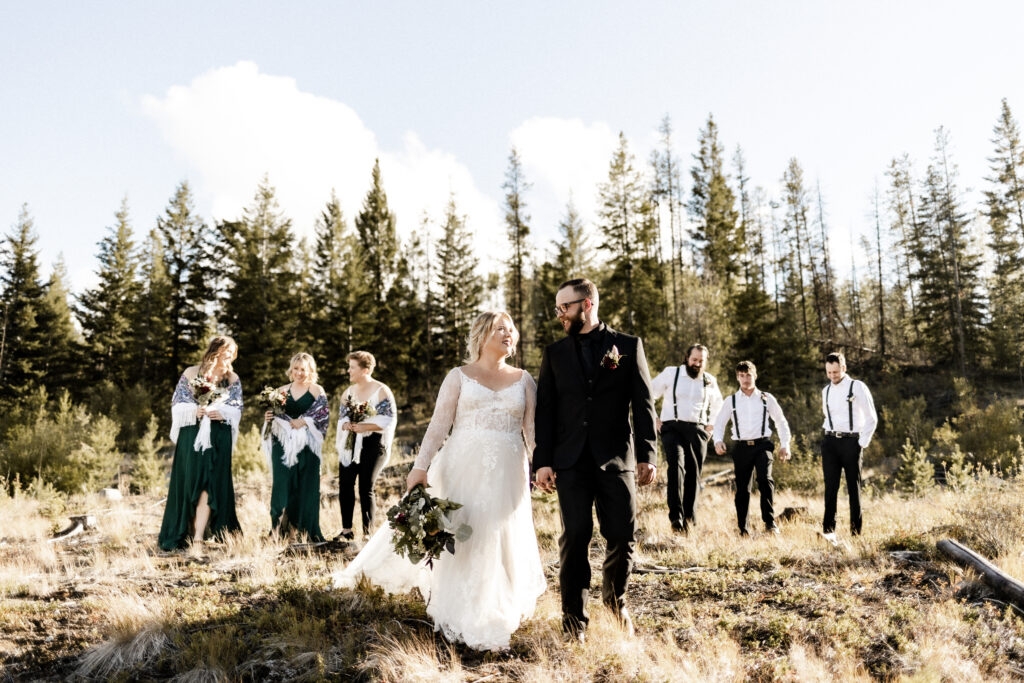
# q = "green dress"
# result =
<box><xmin>158</xmin><ymin>378</ymin><xmax>242</xmax><ymax>551</ymax></box>
<box><xmin>269</xmin><ymin>389</ymin><xmax>325</xmax><ymax>541</ymax></box>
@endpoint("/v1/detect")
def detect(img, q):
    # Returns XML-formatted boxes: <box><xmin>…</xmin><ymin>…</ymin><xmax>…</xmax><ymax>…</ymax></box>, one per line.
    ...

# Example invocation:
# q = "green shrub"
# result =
<box><xmin>233</xmin><ymin>424</ymin><xmax>269</xmax><ymax>480</ymax></box>
<box><xmin>774</xmin><ymin>434</ymin><xmax>821</xmax><ymax>493</ymax></box>
<box><xmin>0</xmin><ymin>391</ymin><xmax>122</xmax><ymax>494</ymax></box>
<box><xmin>132</xmin><ymin>415</ymin><xmax>170</xmax><ymax>494</ymax></box>
<box><xmin>881</xmin><ymin>395</ymin><xmax>931</xmax><ymax>453</ymax></box>
<box><xmin>894</xmin><ymin>439</ymin><xmax>935</xmax><ymax>494</ymax></box>
<box><xmin>84</xmin><ymin>380</ymin><xmax>159</xmax><ymax>449</ymax></box>
<box><xmin>952</xmin><ymin>398</ymin><xmax>1024</xmax><ymax>472</ymax></box>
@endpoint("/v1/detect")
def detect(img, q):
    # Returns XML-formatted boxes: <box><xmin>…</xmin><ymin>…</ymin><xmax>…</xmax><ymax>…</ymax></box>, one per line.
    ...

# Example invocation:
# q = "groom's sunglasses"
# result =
<box><xmin>553</xmin><ymin>298</ymin><xmax>587</xmax><ymax>316</ymax></box>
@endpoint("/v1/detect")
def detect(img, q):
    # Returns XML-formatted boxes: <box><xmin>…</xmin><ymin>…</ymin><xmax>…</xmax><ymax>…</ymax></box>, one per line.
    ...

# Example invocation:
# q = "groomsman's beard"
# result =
<box><xmin>685</xmin><ymin>364</ymin><xmax>701</xmax><ymax>379</ymax></box>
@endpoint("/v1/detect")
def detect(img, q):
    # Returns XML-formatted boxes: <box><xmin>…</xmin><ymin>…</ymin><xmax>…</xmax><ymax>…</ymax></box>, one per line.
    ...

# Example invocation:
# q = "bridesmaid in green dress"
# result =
<box><xmin>158</xmin><ymin>336</ymin><xmax>243</xmax><ymax>551</ymax></box>
<box><xmin>264</xmin><ymin>352</ymin><xmax>329</xmax><ymax>541</ymax></box>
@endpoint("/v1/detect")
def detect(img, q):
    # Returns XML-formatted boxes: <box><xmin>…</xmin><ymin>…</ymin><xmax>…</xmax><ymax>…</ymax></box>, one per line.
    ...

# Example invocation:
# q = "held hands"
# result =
<box><xmin>534</xmin><ymin>467</ymin><xmax>556</xmax><ymax>493</ymax></box>
<box><xmin>289</xmin><ymin>418</ymin><xmax>306</xmax><ymax>430</ymax></box>
<box><xmin>207</xmin><ymin>409</ymin><xmax>223</xmax><ymax>421</ymax></box>
<box><xmin>264</xmin><ymin>410</ymin><xmax>273</xmax><ymax>423</ymax></box>
<box><xmin>197</xmin><ymin>405</ymin><xmax>206</xmax><ymax>419</ymax></box>
<box><xmin>656</xmin><ymin>418</ymin><xmax>662</xmax><ymax>433</ymax></box>
<box><xmin>778</xmin><ymin>447</ymin><xmax>791</xmax><ymax>462</ymax></box>
<box><xmin>637</xmin><ymin>462</ymin><xmax>657</xmax><ymax>486</ymax></box>
<box><xmin>406</xmin><ymin>467</ymin><xmax>428</xmax><ymax>492</ymax></box>
<box><xmin>715</xmin><ymin>441</ymin><xmax>727</xmax><ymax>455</ymax></box>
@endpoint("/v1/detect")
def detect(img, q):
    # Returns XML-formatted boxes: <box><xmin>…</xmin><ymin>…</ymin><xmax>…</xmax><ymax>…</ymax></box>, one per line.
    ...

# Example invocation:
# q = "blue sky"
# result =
<box><xmin>2</xmin><ymin>1</ymin><xmax>1022</xmax><ymax>293</ymax></box>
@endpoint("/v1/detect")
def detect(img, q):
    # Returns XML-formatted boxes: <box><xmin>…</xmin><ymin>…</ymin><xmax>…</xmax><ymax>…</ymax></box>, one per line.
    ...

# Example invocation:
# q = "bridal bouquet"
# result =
<box><xmin>257</xmin><ymin>386</ymin><xmax>288</xmax><ymax>416</ymax></box>
<box><xmin>189</xmin><ymin>375</ymin><xmax>224</xmax><ymax>407</ymax></box>
<box><xmin>387</xmin><ymin>484</ymin><xmax>472</xmax><ymax>568</ymax></box>
<box><xmin>342</xmin><ymin>395</ymin><xmax>377</xmax><ymax>451</ymax></box>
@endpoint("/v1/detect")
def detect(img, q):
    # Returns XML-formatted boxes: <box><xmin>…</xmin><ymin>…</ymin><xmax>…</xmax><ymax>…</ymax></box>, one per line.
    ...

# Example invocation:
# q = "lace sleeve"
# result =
<box><xmin>412</xmin><ymin>368</ymin><xmax>462</xmax><ymax>471</ymax></box>
<box><xmin>522</xmin><ymin>371</ymin><xmax>537</xmax><ymax>459</ymax></box>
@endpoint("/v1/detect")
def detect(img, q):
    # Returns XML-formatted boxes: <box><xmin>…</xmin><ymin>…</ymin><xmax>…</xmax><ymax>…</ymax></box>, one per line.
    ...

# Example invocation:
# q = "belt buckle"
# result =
<box><xmin>745</xmin><ymin>440</ymin><xmax>755</xmax><ymax>446</ymax></box>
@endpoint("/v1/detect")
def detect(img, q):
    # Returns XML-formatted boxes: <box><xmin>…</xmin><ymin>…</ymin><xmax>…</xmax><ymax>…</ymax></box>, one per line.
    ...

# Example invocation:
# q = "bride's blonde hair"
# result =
<box><xmin>466</xmin><ymin>311</ymin><xmax>518</xmax><ymax>363</ymax></box>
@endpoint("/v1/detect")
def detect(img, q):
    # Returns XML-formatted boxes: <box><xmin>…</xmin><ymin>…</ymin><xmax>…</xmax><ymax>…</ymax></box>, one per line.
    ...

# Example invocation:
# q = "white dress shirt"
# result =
<box><xmin>713</xmin><ymin>388</ymin><xmax>791</xmax><ymax>451</ymax></box>
<box><xmin>820</xmin><ymin>374</ymin><xmax>877</xmax><ymax>448</ymax></box>
<box><xmin>650</xmin><ymin>366</ymin><xmax>724</xmax><ymax>425</ymax></box>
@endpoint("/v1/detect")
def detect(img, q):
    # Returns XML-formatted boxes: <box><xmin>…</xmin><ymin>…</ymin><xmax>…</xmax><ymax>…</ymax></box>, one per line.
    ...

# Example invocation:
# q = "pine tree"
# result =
<box><xmin>310</xmin><ymin>191</ymin><xmax>372</xmax><ymax>390</ymax></box>
<box><xmin>984</xmin><ymin>99</ymin><xmax>1024</xmax><ymax>375</ymax></box>
<box><xmin>132</xmin><ymin>228</ymin><xmax>175</xmax><ymax>387</ymax></box>
<box><xmin>219</xmin><ymin>177</ymin><xmax>298</xmax><ymax>387</ymax></box>
<box><xmin>354</xmin><ymin>160</ymin><xmax>399</xmax><ymax>351</ymax></box>
<box><xmin>650</xmin><ymin>115</ymin><xmax>685</xmax><ymax>349</ymax></box>
<box><xmin>435</xmin><ymin>194</ymin><xmax>482</xmax><ymax>369</ymax></box>
<box><xmin>40</xmin><ymin>256</ymin><xmax>83</xmax><ymax>392</ymax></box>
<box><xmin>597</xmin><ymin>132</ymin><xmax>647</xmax><ymax>331</ymax></box>
<box><xmin>885</xmin><ymin>155</ymin><xmax>920</xmax><ymax>356</ymax></box>
<box><xmin>688</xmin><ymin>114</ymin><xmax>739</xmax><ymax>284</ymax></box>
<box><xmin>503</xmin><ymin>147</ymin><xmax>531</xmax><ymax>360</ymax></box>
<box><xmin>0</xmin><ymin>205</ymin><xmax>51</xmax><ymax>400</ymax></box>
<box><xmin>912</xmin><ymin>129</ymin><xmax>986</xmax><ymax>374</ymax></box>
<box><xmin>77</xmin><ymin>198</ymin><xmax>139</xmax><ymax>383</ymax></box>
<box><xmin>781</xmin><ymin>159</ymin><xmax>812</xmax><ymax>343</ymax></box>
<box><xmin>530</xmin><ymin>198</ymin><xmax>597</xmax><ymax>356</ymax></box>
<box><xmin>157</xmin><ymin>182</ymin><xmax>216</xmax><ymax>374</ymax></box>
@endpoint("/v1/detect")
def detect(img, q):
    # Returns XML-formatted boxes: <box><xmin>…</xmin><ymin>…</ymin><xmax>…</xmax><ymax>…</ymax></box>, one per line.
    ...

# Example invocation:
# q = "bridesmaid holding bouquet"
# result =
<box><xmin>263</xmin><ymin>352</ymin><xmax>329</xmax><ymax>541</ymax></box>
<box><xmin>158</xmin><ymin>336</ymin><xmax>243</xmax><ymax>550</ymax></box>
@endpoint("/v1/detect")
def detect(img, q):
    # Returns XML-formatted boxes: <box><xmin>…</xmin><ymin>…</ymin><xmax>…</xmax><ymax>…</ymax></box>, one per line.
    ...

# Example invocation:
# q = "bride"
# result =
<box><xmin>332</xmin><ymin>311</ymin><xmax>545</xmax><ymax>651</ymax></box>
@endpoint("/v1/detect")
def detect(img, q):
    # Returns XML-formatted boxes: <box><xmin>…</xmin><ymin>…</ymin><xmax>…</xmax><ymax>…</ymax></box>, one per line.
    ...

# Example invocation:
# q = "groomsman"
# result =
<box><xmin>820</xmin><ymin>352</ymin><xmax>877</xmax><ymax>542</ymax></box>
<box><xmin>713</xmin><ymin>361</ymin><xmax>791</xmax><ymax>536</ymax></box>
<box><xmin>650</xmin><ymin>344</ymin><xmax>723</xmax><ymax>533</ymax></box>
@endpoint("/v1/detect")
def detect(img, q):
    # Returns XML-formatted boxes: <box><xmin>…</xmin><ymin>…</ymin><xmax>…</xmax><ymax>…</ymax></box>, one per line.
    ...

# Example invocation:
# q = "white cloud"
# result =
<box><xmin>141</xmin><ymin>61</ymin><xmax>504</xmax><ymax>267</ymax></box>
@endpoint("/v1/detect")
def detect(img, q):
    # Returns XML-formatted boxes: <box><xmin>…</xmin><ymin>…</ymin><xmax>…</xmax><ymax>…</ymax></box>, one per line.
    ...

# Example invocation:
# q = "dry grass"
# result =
<box><xmin>2</xmin><ymin>464</ymin><xmax>1024</xmax><ymax>681</ymax></box>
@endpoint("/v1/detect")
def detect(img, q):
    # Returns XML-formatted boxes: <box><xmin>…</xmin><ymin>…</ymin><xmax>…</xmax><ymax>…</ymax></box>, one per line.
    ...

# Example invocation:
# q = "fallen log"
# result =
<box><xmin>937</xmin><ymin>539</ymin><xmax>1024</xmax><ymax>608</ymax></box>
<box><xmin>49</xmin><ymin>515</ymin><xmax>97</xmax><ymax>543</ymax></box>
<box><xmin>701</xmin><ymin>469</ymin><xmax>734</xmax><ymax>487</ymax></box>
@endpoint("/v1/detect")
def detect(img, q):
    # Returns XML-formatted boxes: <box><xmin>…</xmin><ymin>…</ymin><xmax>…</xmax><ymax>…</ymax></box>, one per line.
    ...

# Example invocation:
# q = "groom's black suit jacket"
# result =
<box><xmin>533</xmin><ymin>324</ymin><xmax>658</xmax><ymax>472</ymax></box>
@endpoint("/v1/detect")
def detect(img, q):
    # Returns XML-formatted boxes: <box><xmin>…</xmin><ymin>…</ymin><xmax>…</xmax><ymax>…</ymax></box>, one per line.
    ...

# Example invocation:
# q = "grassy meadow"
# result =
<box><xmin>2</xmin><ymin>455</ymin><xmax>1024</xmax><ymax>682</ymax></box>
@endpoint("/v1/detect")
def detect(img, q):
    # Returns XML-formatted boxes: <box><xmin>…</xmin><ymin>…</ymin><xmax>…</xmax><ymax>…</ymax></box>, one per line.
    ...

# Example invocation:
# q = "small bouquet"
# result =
<box><xmin>257</xmin><ymin>386</ymin><xmax>288</xmax><ymax>416</ymax></box>
<box><xmin>343</xmin><ymin>395</ymin><xmax>377</xmax><ymax>451</ymax></box>
<box><xmin>189</xmin><ymin>375</ymin><xmax>224</xmax><ymax>407</ymax></box>
<box><xmin>387</xmin><ymin>484</ymin><xmax>472</xmax><ymax>568</ymax></box>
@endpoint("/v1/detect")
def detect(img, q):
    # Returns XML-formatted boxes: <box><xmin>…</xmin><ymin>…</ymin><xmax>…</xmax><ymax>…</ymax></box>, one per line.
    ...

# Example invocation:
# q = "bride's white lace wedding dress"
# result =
<box><xmin>332</xmin><ymin>366</ymin><xmax>546</xmax><ymax>651</ymax></box>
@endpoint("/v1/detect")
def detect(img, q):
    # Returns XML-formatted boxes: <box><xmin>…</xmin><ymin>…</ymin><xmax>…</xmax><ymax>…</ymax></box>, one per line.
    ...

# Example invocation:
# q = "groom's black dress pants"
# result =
<box><xmin>661</xmin><ymin>420</ymin><xmax>710</xmax><ymax>528</ymax></box>
<box><xmin>555</xmin><ymin>443</ymin><xmax>637</xmax><ymax>632</ymax></box>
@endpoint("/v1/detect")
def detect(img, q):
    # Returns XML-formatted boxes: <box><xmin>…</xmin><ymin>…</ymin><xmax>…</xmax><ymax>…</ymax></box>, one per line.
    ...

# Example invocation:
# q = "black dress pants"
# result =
<box><xmin>732</xmin><ymin>440</ymin><xmax>776</xmax><ymax>534</ymax></box>
<box><xmin>661</xmin><ymin>420</ymin><xmax>710</xmax><ymax>527</ymax></box>
<box><xmin>555</xmin><ymin>446</ymin><xmax>637</xmax><ymax>632</ymax></box>
<box><xmin>821</xmin><ymin>435</ymin><xmax>863</xmax><ymax>535</ymax></box>
<box><xmin>339</xmin><ymin>433</ymin><xmax>386</xmax><ymax>534</ymax></box>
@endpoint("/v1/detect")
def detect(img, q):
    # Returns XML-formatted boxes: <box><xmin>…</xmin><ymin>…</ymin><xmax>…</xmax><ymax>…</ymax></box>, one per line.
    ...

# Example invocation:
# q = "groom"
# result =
<box><xmin>534</xmin><ymin>278</ymin><xmax>658</xmax><ymax>641</ymax></box>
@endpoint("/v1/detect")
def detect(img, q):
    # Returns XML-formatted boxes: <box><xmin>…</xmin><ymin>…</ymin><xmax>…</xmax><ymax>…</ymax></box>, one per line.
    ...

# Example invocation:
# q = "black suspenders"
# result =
<box><xmin>825</xmin><ymin>379</ymin><xmax>856</xmax><ymax>432</ymax></box>
<box><xmin>673</xmin><ymin>367</ymin><xmax>710</xmax><ymax>424</ymax></box>
<box><xmin>672</xmin><ymin>366</ymin><xmax>680</xmax><ymax>420</ymax></box>
<box><xmin>732</xmin><ymin>392</ymin><xmax>770</xmax><ymax>440</ymax></box>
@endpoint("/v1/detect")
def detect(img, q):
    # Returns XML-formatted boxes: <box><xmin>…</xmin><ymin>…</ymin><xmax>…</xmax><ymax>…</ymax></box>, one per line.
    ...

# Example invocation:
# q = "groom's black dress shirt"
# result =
<box><xmin>573</xmin><ymin>324</ymin><xmax>606</xmax><ymax>377</ymax></box>
<box><xmin>534</xmin><ymin>323</ymin><xmax>657</xmax><ymax>472</ymax></box>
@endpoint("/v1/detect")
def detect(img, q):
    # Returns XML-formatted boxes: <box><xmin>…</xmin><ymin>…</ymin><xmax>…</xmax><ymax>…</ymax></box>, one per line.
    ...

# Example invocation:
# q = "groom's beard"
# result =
<box><xmin>685</xmin><ymin>364</ymin><xmax>701</xmax><ymax>379</ymax></box>
<box><xmin>566</xmin><ymin>311</ymin><xmax>586</xmax><ymax>336</ymax></box>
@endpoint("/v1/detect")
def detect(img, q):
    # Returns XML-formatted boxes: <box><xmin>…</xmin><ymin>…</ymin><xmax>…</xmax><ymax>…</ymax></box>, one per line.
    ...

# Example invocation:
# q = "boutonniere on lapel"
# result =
<box><xmin>601</xmin><ymin>345</ymin><xmax>625</xmax><ymax>370</ymax></box>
